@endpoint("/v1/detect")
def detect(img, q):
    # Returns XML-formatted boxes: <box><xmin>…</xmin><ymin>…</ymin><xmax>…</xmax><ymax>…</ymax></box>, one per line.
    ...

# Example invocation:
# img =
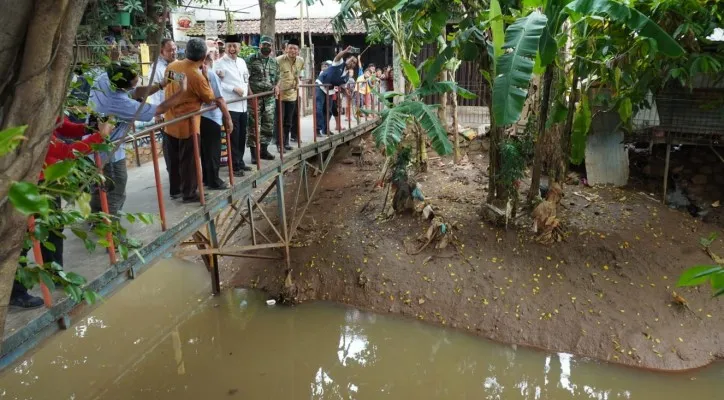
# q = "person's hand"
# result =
<box><xmin>223</xmin><ymin>116</ymin><xmax>234</xmax><ymax>135</ymax></box>
<box><xmin>233</xmin><ymin>87</ymin><xmax>244</xmax><ymax>97</ymax></box>
<box><xmin>98</xmin><ymin>121</ymin><xmax>114</xmax><ymax>138</ymax></box>
<box><xmin>216</xmin><ymin>70</ymin><xmax>225</xmax><ymax>78</ymax></box>
<box><xmin>343</xmin><ymin>46</ymin><xmax>352</xmax><ymax>54</ymax></box>
<box><xmin>201</xmin><ymin>63</ymin><xmax>209</xmax><ymax>75</ymax></box>
<box><xmin>274</xmin><ymin>85</ymin><xmax>280</xmax><ymax>98</ymax></box>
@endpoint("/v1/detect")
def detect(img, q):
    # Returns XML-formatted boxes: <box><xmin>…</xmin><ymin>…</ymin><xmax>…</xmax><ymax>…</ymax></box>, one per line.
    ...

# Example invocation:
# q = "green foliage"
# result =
<box><xmin>371</xmin><ymin>99</ymin><xmax>452</xmax><ymax>157</ymax></box>
<box><xmin>400</xmin><ymin>59</ymin><xmax>421</xmax><ymax>89</ymax></box>
<box><xmin>492</xmin><ymin>11</ymin><xmax>548</xmax><ymax>125</ymax></box>
<box><xmin>565</xmin><ymin>0</ymin><xmax>685</xmax><ymax>58</ymax></box>
<box><xmin>570</xmin><ymin>94</ymin><xmax>591</xmax><ymax>165</ymax></box>
<box><xmin>490</xmin><ymin>0</ymin><xmax>505</xmax><ymax>64</ymax></box>
<box><xmin>0</xmin><ymin>126</ymin><xmax>28</xmax><ymax>155</ymax></box>
<box><xmin>498</xmin><ymin>138</ymin><xmax>527</xmax><ymax>198</ymax></box>
<box><xmin>678</xmin><ymin>233</ymin><xmax>724</xmax><ymax>297</ymax></box>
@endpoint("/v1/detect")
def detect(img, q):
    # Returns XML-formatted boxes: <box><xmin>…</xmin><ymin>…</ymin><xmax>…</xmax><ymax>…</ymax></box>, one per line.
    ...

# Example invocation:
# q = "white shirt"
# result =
<box><xmin>146</xmin><ymin>57</ymin><xmax>169</xmax><ymax>105</ymax></box>
<box><xmin>214</xmin><ymin>55</ymin><xmax>249</xmax><ymax>113</ymax></box>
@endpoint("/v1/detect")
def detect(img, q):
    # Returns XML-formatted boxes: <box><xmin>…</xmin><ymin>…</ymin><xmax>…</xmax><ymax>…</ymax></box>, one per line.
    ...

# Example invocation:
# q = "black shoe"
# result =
<box><xmin>170</xmin><ymin>193</ymin><xmax>181</xmax><ymax>200</ymax></box>
<box><xmin>182</xmin><ymin>193</ymin><xmax>206</xmax><ymax>203</ymax></box>
<box><xmin>241</xmin><ymin>165</ymin><xmax>253</xmax><ymax>172</ymax></box>
<box><xmin>284</xmin><ymin>145</ymin><xmax>293</xmax><ymax>151</ymax></box>
<box><xmin>317</xmin><ymin>132</ymin><xmax>326</xmax><ymax>137</ymax></box>
<box><xmin>260</xmin><ymin>149</ymin><xmax>276</xmax><ymax>161</ymax></box>
<box><xmin>233</xmin><ymin>169</ymin><xmax>245</xmax><ymax>177</ymax></box>
<box><xmin>208</xmin><ymin>183</ymin><xmax>229</xmax><ymax>191</ymax></box>
<box><xmin>290</xmin><ymin>137</ymin><xmax>297</xmax><ymax>142</ymax></box>
<box><xmin>9</xmin><ymin>293</ymin><xmax>44</xmax><ymax>309</ymax></box>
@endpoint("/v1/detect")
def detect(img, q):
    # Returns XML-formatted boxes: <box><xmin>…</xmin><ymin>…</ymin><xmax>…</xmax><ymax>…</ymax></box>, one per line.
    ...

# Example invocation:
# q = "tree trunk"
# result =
<box><xmin>527</xmin><ymin>65</ymin><xmax>554</xmax><ymax>204</ymax></box>
<box><xmin>559</xmin><ymin>69</ymin><xmax>580</xmax><ymax>180</ymax></box>
<box><xmin>0</xmin><ymin>0</ymin><xmax>89</xmax><ymax>342</ymax></box>
<box><xmin>438</xmin><ymin>69</ymin><xmax>448</xmax><ymax>128</ymax></box>
<box><xmin>259</xmin><ymin>0</ymin><xmax>276</xmax><ymax>44</ymax></box>
<box><xmin>417</xmin><ymin>123</ymin><xmax>428</xmax><ymax>172</ymax></box>
<box><xmin>392</xmin><ymin>42</ymin><xmax>405</xmax><ymax>100</ymax></box>
<box><xmin>452</xmin><ymin>89</ymin><xmax>460</xmax><ymax>164</ymax></box>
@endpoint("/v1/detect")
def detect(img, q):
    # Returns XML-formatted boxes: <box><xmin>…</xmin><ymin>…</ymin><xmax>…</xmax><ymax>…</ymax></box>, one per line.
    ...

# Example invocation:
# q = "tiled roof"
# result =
<box><xmin>185</xmin><ymin>18</ymin><xmax>366</xmax><ymax>36</ymax></box>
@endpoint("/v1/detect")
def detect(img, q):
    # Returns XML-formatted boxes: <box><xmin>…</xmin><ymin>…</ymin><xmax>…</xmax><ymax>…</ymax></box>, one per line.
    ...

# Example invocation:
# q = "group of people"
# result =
<box><xmin>11</xmin><ymin>35</ymin><xmax>364</xmax><ymax>310</ymax></box>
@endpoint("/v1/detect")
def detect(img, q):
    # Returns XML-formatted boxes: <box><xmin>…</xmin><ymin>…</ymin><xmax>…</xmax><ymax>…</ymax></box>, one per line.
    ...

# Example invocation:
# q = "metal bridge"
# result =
<box><xmin>0</xmin><ymin>85</ymin><xmax>380</xmax><ymax>368</ymax></box>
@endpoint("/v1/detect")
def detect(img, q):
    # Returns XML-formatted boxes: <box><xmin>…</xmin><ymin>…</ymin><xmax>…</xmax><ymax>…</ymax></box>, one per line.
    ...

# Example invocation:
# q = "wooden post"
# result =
<box><xmin>662</xmin><ymin>142</ymin><xmax>671</xmax><ymax>204</ymax></box>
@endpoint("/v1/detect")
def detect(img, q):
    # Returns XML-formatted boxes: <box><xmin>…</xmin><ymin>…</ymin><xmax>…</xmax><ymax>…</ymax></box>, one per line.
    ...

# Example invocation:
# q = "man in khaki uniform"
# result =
<box><xmin>275</xmin><ymin>38</ymin><xmax>304</xmax><ymax>151</ymax></box>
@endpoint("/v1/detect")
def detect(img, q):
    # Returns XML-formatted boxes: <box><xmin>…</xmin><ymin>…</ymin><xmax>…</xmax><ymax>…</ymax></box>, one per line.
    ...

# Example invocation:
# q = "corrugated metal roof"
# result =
<box><xmin>185</xmin><ymin>18</ymin><xmax>366</xmax><ymax>36</ymax></box>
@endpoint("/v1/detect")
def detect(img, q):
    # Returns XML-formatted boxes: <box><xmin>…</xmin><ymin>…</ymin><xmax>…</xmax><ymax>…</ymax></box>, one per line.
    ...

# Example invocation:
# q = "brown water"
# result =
<box><xmin>0</xmin><ymin>258</ymin><xmax>721</xmax><ymax>400</ymax></box>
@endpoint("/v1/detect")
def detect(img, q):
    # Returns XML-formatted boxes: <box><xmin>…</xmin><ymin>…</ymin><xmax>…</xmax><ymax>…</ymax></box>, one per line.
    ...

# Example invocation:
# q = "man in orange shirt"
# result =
<box><xmin>164</xmin><ymin>38</ymin><xmax>233</xmax><ymax>203</ymax></box>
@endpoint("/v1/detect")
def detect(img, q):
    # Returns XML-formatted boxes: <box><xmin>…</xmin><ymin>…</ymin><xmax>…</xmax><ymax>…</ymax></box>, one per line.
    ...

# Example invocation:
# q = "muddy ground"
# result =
<box><xmin>222</xmin><ymin>134</ymin><xmax>724</xmax><ymax>372</ymax></box>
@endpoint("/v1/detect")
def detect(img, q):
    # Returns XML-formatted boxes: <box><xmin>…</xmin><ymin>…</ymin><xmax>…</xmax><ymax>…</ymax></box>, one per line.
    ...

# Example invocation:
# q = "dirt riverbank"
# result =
<box><xmin>224</xmin><ymin>134</ymin><xmax>724</xmax><ymax>371</ymax></box>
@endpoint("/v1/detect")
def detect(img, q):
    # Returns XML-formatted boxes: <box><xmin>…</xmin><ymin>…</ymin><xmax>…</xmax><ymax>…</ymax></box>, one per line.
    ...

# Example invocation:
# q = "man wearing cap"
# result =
<box><xmin>246</xmin><ymin>35</ymin><xmax>278</xmax><ymax>162</ymax></box>
<box><xmin>315</xmin><ymin>46</ymin><xmax>358</xmax><ymax>136</ymax></box>
<box><xmin>275</xmin><ymin>38</ymin><xmax>304</xmax><ymax>151</ymax></box>
<box><xmin>214</xmin><ymin>33</ymin><xmax>253</xmax><ymax>176</ymax></box>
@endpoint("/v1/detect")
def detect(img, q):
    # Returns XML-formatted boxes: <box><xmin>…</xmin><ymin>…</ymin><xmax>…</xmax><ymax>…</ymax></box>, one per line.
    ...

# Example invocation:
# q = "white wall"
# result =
<box><xmin>185</xmin><ymin>0</ymin><xmax>341</xmax><ymax>21</ymax></box>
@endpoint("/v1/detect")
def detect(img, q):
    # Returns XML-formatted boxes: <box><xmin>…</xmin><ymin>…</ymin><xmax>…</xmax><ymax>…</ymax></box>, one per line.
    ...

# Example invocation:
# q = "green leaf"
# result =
<box><xmin>38</xmin><ymin>270</ymin><xmax>55</xmax><ymax>290</ymax></box>
<box><xmin>677</xmin><ymin>265</ymin><xmax>723</xmax><ymax>287</ymax></box>
<box><xmin>76</xmin><ymin>192</ymin><xmax>92</xmax><ymax>218</ymax></box>
<box><xmin>490</xmin><ymin>0</ymin><xmax>505</xmax><ymax>64</ymax></box>
<box><xmin>400</xmin><ymin>59</ymin><xmax>421</xmax><ymax>89</ymax></box>
<box><xmin>710</xmin><ymin>271</ymin><xmax>724</xmax><ymax>290</ymax></box>
<box><xmin>83</xmin><ymin>238</ymin><xmax>96</xmax><ymax>252</ymax></box>
<box><xmin>412</xmin><ymin>103</ymin><xmax>453</xmax><ymax>156</ymax></box>
<box><xmin>0</xmin><ymin>125</ymin><xmax>28</xmax><ymax>156</ymax></box>
<box><xmin>372</xmin><ymin>107</ymin><xmax>409</xmax><ymax>156</ymax></box>
<box><xmin>133</xmin><ymin>249</ymin><xmax>146</xmax><ymax>264</ymax></box>
<box><xmin>65</xmin><ymin>285</ymin><xmax>83</xmax><ymax>302</ymax></box>
<box><xmin>42</xmin><ymin>241</ymin><xmax>56</xmax><ymax>253</ymax></box>
<box><xmin>62</xmin><ymin>271</ymin><xmax>87</xmax><ymax>286</ymax></box>
<box><xmin>492</xmin><ymin>11</ymin><xmax>549</xmax><ymax>126</ymax></box>
<box><xmin>71</xmin><ymin>227</ymin><xmax>88</xmax><ymax>240</ymax></box>
<box><xmin>137</xmin><ymin>213</ymin><xmax>154</xmax><ymax>225</ymax></box>
<box><xmin>9</xmin><ymin>181</ymin><xmax>50</xmax><ymax>216</ymax></box>
<box><xmin>570</xmin><ymin>95</ymin><xmax>591</xmax><ymax>165</ymax></box>
<box><xmin>565</xmin><ymin>0</ymin><xmax>685</xmax><ymax>57</ymax></box>
<box><xmin>118</xmin><ymin>243</ymin><xmax>129</xmax><ymax>260</ymax></box>
<box><xmin>546</xmin><ymin>100</ymin><xmax>568</xmax><ymax>129</ymax></box>
<box><xmin>617</xmin><ymin>98</ymin><xmax>632</xmax><ymax>123</ymax></box>
<box><xmin>43</xmin><ymin>160</ymin><xmax>74</xmax><ymax>182</ymax></box>
<box><xmin>413</xmin><ymin>81</ymin><xmax>476</xmax><ymax>100</ymax></box>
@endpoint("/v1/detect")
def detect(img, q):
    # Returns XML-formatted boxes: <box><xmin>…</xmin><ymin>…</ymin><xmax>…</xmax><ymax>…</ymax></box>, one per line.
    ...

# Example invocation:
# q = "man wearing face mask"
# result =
<box><xmin>214</xmin><ymin>34</ymin><xmax>252</xmax><ymax>176</ymax></box>
<box><xmin>246</xmin><ymin>35</ymin><xmax>279</xmax><ymax>162</ymax></box>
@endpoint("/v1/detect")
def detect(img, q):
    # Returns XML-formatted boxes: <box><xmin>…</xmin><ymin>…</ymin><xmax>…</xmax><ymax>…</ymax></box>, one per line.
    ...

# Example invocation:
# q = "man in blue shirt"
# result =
<box><xmin>200</xmin><ymin>51</ymin><xmax>233</xmax><ymax>190</ymax></box>
<box><xmin>88</xmin><ymin>61</ymin><xmax>184</xmax><ymax>248</ymax></box>
<box><xmin>315</xmin><ymin>46</ymin><xmax>358</xmax><ymax>136</ymax></box>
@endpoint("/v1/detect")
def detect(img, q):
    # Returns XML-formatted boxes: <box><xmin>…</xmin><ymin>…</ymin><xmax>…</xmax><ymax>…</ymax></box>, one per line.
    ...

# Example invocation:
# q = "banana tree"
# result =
<box><xmin>527</xmin><ymin>0</ymin><xmax>686</xmax><ymax>202</ymax></box>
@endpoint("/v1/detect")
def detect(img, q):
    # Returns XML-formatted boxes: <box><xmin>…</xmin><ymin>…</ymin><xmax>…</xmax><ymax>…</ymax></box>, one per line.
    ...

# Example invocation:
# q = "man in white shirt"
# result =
<box><xmin>214</xmin><ymin>34</ymin><xmax>252</xmax><ymax>176</ymax></box>
<box><xmin>146</xmin><ymin>38</ymin><xmax>177</xmax><ymax>173</ymax></box>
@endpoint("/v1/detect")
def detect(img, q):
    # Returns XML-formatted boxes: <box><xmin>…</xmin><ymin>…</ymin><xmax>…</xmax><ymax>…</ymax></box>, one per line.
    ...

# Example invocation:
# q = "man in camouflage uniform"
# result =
<box><xmin>246</xmin><ymin>35</ymin><xmax>279</xmax><ymax>161</ymax></box>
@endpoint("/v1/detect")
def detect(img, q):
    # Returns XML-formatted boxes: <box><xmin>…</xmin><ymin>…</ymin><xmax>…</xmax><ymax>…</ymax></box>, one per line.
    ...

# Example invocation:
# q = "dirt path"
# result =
<box><xmin>226</xmin><ymin>135</ymin><xmax>724</xmax><ymax>371</ymax></box>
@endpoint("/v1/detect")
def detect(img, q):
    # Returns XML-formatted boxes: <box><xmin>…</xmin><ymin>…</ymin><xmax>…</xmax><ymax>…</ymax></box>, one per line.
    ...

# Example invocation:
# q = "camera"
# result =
<box><xmin>348</xmin><ymin>46</ymin><xmax>360</xmax><ymax>54</ymax></box>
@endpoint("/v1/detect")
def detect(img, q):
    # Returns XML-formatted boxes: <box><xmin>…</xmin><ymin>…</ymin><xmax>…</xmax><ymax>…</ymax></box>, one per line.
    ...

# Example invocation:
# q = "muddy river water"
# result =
<box><xmin>0</xmin><ymin>258</ymin><xmax>721</xmax><ymax>399</ymax></box>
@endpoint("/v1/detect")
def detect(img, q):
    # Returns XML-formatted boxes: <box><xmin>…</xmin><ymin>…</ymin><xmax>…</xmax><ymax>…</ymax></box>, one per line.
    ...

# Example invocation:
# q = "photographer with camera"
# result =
<box><xmin>315</xmin><ymin>46</ymin><xmax>359</xmax><ymax>136</ymax></box>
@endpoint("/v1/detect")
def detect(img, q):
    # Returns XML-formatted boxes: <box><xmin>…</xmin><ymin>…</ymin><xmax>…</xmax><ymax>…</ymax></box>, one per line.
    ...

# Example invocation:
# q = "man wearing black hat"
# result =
<box><xmin>214</xmin><ymin>33</ymin><xmax>252</xmax><ymax>176</ymax></box>
<box><xmin>275</xmin><ymin>38</ymin><xmax>304</xmax><ymax>151</ymax></box>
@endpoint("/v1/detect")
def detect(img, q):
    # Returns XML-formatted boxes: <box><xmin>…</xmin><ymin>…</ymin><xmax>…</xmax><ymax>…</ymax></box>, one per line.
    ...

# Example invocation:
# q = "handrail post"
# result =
<box><xmin>253</xmin><ymin>97</ymin><xmax>261</xmax><ymax>170</ymax></box>
<box><xmin>224</xmin><ymin>124</ymin><xmax>234</xmax><ymax>186</ymax></box>
<box><xmin>277</xmin><ymin>96</ymin><xmax>284</xmax><ymax>162</ymax></box>
<box><xmin>336</xmin><ymin>88</ymin><xmax>342</xmax><ymax>133</ymax></box>
<box><xmin>192</xmin><ymin>128</ymin><xmax>205</xmax><ymax>206</ymax></box>
<box><xmin>325</xmin><ymin>86</ymin><xmax>330</xmax><ymax>136</ymax></box>
<box><xmin>347</xmin><ymin>93</ymin><xmax>352</xmax><ymax>130</ymax></box>
<box><xmin>27</xmin><ymin>217</ymin><xmax>53</xmax><ymax>308</ymax></box>
<box><xmin>93</xmin><ymin>152</ymin><xmax>117</xmax><ymax>264</ymax></box>
<box><xmin>311</xmin><ymin>84</ymin><xmax>318</xmax><ymax>143</ymax></box>
<box><xmin>148</xmin><ymin>129</ymin><xmax>167</xmax><ymax>231</ymax></box>
<box><xmin>296</xmin><ymin>90</ymin><xmax>302</xmax><ymax>148</ymax></box>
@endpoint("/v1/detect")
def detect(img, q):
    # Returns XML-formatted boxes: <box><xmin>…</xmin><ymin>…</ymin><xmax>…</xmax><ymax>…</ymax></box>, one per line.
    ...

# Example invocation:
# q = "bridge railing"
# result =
<box><xmin>30</xmin><ymin>81</ymin><xmax>384</xmax><ymax>307</ymax></box>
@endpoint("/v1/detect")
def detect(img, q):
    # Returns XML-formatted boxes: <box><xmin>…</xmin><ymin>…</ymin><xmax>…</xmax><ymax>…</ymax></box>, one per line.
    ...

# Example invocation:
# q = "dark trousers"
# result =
<box><xmin>315</xmin><ymin>88</ymin><xmax>337</xmax><ymax>135</ymax></box>
<box><xmin>166</xmin><ymin>135</ymin><xmax>198</xmax><ymax>199</ymax></box>
<box><xmin>229</xmin><ymin>111</ymin><xmax>248</xmax><ymax>172</ymax></box>
<box><xmin>162</xmin><ymin>130</ymin><xmax>170</xmax><ymax>173</ymax></box>
<box><xmin>200</xmin><ymin>117</ymin><xmax>224</xmax><ymax>188</ymax></box>
<box><xmin>91</xmin><ymin>159</ymin><xmax>127</xmax><ymax>216</ymax></box>
<box><xmin>14</xmin><ymin>196</ymin><xmax>64</xmax><ymax>298</ymax></box>
<box><xmin>275</xmin><ymin>100</ymin><xmax>298</xmax><ymax>146</ymax></box>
